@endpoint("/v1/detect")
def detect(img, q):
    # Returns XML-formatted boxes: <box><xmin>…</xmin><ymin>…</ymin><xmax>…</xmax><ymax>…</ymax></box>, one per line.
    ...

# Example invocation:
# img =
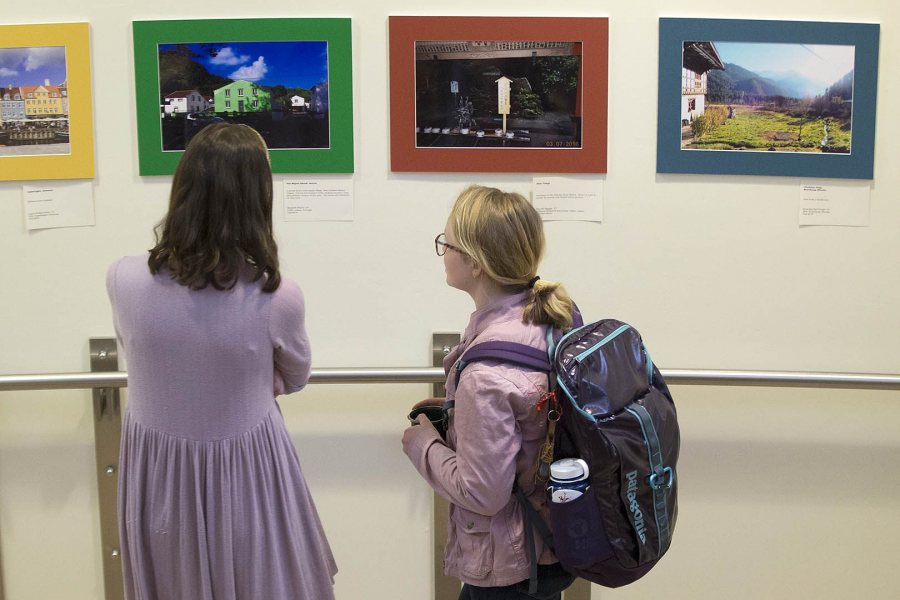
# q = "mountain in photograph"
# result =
<box><xmin>708</xmin><ymin>63</ymin><xmax>787</xmax><ymax>101</ymax></box>
<box><xmin>756</xmin><ymin>69</ymin><xmax>829</xmax><ymax>99</ymax></box>
<box><xmin>158</xmin><ymin>45</ymin><xmax>232</xmax><ymax>98</ymax></box>
<box><xmin>709</xmin><ymin>63</ymin><xmax>854</xmax><ymax>105</ymax></box>
<box><xmin>825</xmin><ymin>70</ymin><xmax>854</xmax><ymax>101</ymax></box>
<box><xmin>807</xmin><ymin>69</ymin><xmax>854</xmax><ymax>120</ymax></box>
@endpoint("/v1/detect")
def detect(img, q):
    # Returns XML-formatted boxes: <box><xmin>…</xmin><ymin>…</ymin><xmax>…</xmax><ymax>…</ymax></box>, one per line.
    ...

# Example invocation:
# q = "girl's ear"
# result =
<box><xmin>469</xmin><ymin>258</ymin><xmax>483</xmax><ymax>279</ymax></box>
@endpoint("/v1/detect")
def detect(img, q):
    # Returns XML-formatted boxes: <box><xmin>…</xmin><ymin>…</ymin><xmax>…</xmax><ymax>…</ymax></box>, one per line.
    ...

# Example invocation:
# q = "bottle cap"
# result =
<box><xmin>550</xmin><ymin>458</ymin><xmax>589</xmax><ymax>482</ymax></box>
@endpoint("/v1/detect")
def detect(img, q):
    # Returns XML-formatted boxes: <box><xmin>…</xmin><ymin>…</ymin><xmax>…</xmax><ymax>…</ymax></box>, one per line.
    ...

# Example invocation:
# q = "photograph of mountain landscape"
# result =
<box><xmin>681</xmin><ymin>41</ymin><xmax>855</xmax><ymax>154</ymax></box>
<box><xmin>657</xmin><ymin>18</ymin><xmax>878</xmax><ymax>179</ymax></box>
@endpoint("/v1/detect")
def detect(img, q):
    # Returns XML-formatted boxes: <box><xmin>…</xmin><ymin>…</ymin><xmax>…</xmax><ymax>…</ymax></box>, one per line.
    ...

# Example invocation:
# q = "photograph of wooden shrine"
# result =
<box><xmin>414</xmin><ymin>40</ymin><xmax>582</xmax><ymax>148</ymax></box>
<box><xmin>390</xmin><ymin>16</ymin><xmax>607</xmax><ymax>173</ymax></box>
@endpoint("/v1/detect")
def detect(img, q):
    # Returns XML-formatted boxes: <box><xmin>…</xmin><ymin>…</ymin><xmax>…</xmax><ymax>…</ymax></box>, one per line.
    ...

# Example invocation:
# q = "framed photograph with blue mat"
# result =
<box><xmin>657</xmin><ymin>18</ymin><xmax>879</xmax><ymax>179</ymax></box>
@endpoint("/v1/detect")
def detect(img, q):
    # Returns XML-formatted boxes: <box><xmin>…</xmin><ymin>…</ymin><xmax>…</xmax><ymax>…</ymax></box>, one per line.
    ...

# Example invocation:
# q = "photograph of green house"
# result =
<box><xmin>156</xmin><ymin>41</ymin><xmax>330</xmax><ymax>151</ymax></box>
<box><xmin>213</xmin><ymin>80</ymin><xmax>271</xmax><ymax>114</ymax></box>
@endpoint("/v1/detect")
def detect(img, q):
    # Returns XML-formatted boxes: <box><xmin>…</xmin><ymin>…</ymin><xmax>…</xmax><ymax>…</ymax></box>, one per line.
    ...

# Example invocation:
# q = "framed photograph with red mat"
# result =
<box><xmin>389</xmin><ymin>16</ymin><xmax>608</xmax><ymax>173</ymax></box>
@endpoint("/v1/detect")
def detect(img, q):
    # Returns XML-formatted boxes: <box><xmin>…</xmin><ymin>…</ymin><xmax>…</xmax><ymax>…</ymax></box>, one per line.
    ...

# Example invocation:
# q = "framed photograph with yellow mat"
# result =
<box><xmin>0</xmin><ymin>22</ymin><xmax>94</xmax><ymax>181</ymax></box>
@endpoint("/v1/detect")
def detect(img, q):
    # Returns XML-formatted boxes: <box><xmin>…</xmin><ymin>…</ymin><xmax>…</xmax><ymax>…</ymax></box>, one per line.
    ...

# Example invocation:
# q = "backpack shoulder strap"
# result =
<box><xmin>444</xmin><ymin>340</ymin><xmax>552</xmax><ymax>412</ymax></box>
<box><xmin>571</xmin><ymin>303</ymin><xmax>585</xmax><ymax>328</ymax></box>
<box><xmin>515</xmin><ymin>482</ymin><xmax>556</xmax><ymax>595</ymax></box>
<box><xmin>460</xmin><ymin>340</ymin><xmax>552</xmax><ymax>372</ymax></box>
<box><xmin>448</xmin><ymin>342</ymin><xmax>562</xmax><ymax>593</ymax></box>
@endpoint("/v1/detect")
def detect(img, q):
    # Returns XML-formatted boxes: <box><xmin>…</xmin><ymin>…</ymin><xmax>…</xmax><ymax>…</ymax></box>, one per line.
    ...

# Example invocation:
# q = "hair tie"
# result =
<box><xmin>527</xmin><ymin>276</ymin><xmax>540</xmax><ymax>289</ymax></box>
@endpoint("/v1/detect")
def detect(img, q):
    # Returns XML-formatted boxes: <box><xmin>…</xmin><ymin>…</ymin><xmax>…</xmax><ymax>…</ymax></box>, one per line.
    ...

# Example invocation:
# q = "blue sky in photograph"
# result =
<box><xmin>713</xmin><ymin>42</ymin><xmax>854</xmax><ymax>87</ymax></box>
<box><xmin>0</xmin><ymin>46</ymin><xmax>67</xmax><ymax>87</ymax></box>
<box><xmin>160</xmin><ymin>41</ymin><xmax>328</xmax><ymax>88</ymax></box>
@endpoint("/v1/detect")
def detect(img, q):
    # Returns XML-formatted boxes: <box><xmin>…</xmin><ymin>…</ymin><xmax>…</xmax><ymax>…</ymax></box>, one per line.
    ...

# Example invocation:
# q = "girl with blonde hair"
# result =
<box><xmin>403</xmin><ymin>185</ymin><xmax>576</xmax><ymax>599</ymax></box>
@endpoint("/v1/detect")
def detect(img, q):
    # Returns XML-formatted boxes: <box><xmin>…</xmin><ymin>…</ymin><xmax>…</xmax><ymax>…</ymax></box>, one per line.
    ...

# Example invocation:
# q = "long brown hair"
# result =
<box><xmin>450</xmin><ymin>185</ymin><xmax>573</xmax><ymax>330</ymax></box>
<box><xmin>148</xmin><ymin>123</ymin><xmax>281</xmax><ymax>292</ymax></box>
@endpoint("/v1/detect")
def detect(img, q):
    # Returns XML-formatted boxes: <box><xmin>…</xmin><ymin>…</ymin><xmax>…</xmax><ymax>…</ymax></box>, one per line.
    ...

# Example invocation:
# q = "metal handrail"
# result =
<box><xmin>1</xmin><ymin>364</ymin><xmax>897</xmax><ymax>600</ymax></box>
<box><xmin>1</xmin><ymin>368</ymin><xmax>899</xmax><ymax>392</ymax></box>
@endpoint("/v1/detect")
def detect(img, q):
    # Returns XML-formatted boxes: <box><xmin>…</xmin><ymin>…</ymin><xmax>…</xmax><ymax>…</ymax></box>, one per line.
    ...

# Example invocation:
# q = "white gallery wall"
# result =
<box><xmin>1</xmin><ymin>0</ymin><xmax>899</xmax><ymax>598</ymax></box>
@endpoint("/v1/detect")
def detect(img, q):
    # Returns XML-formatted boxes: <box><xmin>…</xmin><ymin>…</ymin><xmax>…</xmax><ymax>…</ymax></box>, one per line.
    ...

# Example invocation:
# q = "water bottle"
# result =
<box><xmin>548</xmin><ymin>458</ymin><xmax>590</xmax><ymax>503</ymax></box>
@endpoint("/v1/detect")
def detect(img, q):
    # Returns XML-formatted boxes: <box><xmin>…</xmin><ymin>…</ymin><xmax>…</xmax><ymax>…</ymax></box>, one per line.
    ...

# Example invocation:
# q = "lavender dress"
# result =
<box><xmin>107</xmin><ymin>255</ymin><xmax>336</xmax><ymax>600</ymax></box>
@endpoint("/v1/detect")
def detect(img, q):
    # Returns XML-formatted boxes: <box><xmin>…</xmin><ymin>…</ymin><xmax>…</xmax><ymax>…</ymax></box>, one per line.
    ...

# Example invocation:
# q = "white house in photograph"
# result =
<box><xmin>681</xmin><ymin>41</ymin><xmax>725</xmax><ymax>124</ymax></box>
<box><xmin>290</xmin><ymin>95</ymin><xmax>308</xmax><ymax>110</ymax></box>
<box><xmin>163</xmin><ymin>89</ymin><xmax>210</xmax><ymax>115</ymax></box>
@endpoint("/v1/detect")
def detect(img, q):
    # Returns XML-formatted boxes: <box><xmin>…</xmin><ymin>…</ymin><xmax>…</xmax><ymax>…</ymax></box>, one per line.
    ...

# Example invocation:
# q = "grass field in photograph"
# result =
<box><xmin>683</xmin><ymin>105</ymin><xmax>851</xmax><ymax>152</ymax></box>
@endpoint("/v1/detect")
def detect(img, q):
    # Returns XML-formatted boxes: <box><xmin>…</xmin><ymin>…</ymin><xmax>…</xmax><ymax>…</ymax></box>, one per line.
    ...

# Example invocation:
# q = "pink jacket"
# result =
<box><xmin>403</xmin><ymin>291</ymin><xmax>557</xmax><ymax>587</ymax></box>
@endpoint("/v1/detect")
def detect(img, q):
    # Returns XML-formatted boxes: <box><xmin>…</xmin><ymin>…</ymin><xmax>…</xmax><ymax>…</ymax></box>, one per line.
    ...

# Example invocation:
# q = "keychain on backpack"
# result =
<box><xmin>535</xmin><ymin>391</ymin><xmax>560</xmax><ymax>484</ymax></box>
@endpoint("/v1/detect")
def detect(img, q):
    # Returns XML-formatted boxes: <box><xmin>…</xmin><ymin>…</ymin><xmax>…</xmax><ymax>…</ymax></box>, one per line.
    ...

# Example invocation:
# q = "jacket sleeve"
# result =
<box><xmin>269</xmin><ymin>279</ymin><xmax>312</xmax><ymax>394</ymax></box>
<box><xmin>403</xmin><ymin>365</ymin><xmax>525</xmax><ymax>516</ymax></box>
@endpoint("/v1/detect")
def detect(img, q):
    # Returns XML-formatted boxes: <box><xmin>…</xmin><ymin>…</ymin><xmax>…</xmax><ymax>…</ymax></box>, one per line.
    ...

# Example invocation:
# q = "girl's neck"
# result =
<box><xmin>469</xmin><ymin>277</ymin><xmax>511</xmax><ymax>311</ymax></box>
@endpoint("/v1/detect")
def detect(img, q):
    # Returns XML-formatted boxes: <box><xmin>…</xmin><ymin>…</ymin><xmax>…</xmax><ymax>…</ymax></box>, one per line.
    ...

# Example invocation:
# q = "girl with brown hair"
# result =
<box><xmin>107</xmin><ymin>123</ymin><xmax>336</xmax><ymax>599</ymax></box>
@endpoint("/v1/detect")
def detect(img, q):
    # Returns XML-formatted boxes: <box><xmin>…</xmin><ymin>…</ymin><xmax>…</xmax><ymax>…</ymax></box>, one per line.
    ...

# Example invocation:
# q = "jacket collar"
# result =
<box><xmin>442</xmin><ymin>290</ymin><xmax>530</xmax><ymax>376</ymax></box>
<box><xmin>463</xmin><ymin>290</ymin><xmax>529</xmax><ymax>343</ymax></box>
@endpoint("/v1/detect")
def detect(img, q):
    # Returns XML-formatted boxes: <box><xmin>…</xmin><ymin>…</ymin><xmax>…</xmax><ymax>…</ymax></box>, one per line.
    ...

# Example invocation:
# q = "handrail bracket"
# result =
<box><xmin>89</xmin><ymin>338</ymin><xmax>125</xmax><ymax>600</ymax></box>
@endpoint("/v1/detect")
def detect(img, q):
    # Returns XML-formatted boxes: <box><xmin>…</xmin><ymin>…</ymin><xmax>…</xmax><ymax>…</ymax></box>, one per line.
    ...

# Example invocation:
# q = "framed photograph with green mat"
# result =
<box><xmin>133</xmin><ymin>18</ymin><xmax>353</xmax><ymax>175</ymax></box>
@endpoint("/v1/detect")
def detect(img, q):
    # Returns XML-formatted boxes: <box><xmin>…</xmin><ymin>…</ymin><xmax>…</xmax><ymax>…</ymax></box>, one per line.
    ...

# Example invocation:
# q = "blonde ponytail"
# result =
<box><xmin>523</xmin><ymin>279</ymin><xmax>573</xmax><ymax>330</ymax></box>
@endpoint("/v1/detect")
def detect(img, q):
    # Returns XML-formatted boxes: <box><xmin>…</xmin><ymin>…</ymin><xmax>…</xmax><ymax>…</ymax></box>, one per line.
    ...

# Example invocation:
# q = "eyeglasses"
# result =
<box><xmin>434</xmin><ymin>233</ymin><xmax>465</xmax><ymax>257</ymax></box>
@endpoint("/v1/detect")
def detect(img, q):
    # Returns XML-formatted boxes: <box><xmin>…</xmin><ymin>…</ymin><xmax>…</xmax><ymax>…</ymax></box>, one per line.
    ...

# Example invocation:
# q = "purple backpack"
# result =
<box><xmin>453</xmin><ymin>318</ymin><xmax>679</xmax><ymax>590</ymax></box>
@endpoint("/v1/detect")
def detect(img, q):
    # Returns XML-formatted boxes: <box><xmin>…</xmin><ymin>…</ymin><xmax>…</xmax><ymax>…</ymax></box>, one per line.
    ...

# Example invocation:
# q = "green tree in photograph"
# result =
<box><xmin>538</xmin><ymin>56</ymin><xmax>580</xmax><ymax>94</ymax></box>
<box><xmin>511</xmin><ymin>87</ymin><xmax>543</xmax><ymax>119</ymax></box>
<box><xmin>690</xmin><ymin>114</ymin><xmax>714</xmax><ymax>138</ymax></box>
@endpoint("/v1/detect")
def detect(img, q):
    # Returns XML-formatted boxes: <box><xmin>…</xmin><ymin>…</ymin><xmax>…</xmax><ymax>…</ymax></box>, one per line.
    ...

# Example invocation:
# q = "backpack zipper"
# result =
<box><xmin>573</xmin><ymin>324</ymin><xmax>631</xmax><ymax>363</ymax></box>
<box><xmin>549</xmin><ymin>322</ymin><xmax>590</xmax><ymax>362</ymax></box>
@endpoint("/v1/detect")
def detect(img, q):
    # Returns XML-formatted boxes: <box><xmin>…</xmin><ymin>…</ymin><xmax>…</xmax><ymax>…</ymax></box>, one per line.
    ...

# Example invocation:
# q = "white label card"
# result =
<box><xmin>532</xmin><ymin>177</ymin><xmax>603</xmax><ymax>222</ymax></box>
<box><xmin>283</xmin><ymin>179</ymin><xmax>354</xmax><ymax>222</ymax></box>
<box><xmin>23</xmin><ymin>181</ymin><xmax>95</xmax><ymax>231</ymax></box>
<box><xmin>798</xmin><ymin>181</ymin><xmax>870</xmax><ymax>227</ymax></box>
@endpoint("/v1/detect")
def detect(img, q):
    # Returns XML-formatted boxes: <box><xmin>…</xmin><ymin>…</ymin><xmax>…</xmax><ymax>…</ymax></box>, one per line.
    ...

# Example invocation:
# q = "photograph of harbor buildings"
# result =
<box><xmin>0</xmin><ymin>45</ymin><xmax>70</xmax><ymax>157</ymax></box>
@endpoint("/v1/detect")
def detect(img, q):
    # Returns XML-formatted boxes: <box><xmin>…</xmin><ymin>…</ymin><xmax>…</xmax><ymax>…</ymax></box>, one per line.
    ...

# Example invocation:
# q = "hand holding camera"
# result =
<box><xmin>406</xmin><ymin>398</ymin><xmax>448</xmax><ymax>440</ymax></box>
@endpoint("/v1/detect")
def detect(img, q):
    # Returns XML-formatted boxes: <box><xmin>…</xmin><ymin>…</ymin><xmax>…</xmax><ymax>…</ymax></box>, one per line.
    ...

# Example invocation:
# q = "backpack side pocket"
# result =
<box><xmin>548</xmin><ymin>488</ymin><xmax>614</xmax><ymax>569</ymax></box>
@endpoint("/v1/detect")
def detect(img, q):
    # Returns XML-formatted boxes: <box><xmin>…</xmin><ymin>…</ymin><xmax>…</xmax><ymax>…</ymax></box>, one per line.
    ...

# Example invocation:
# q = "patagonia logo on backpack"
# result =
<box><xmin>455</xmin><ymin>317</ymin><xmax>679</xmax><ymax>589</ymax></box>
<box><xmin>625</xmin><ymin>470</ymin><xmax>647</xmax><ymax>544</ymax></box>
